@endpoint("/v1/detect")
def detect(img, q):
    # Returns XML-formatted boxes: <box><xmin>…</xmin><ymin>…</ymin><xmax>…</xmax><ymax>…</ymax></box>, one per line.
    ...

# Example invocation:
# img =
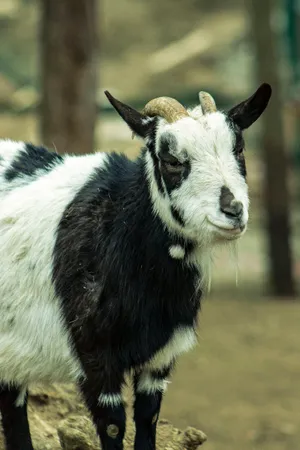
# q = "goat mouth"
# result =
<box><xmin>207</xmin><ymin>219</ymin><xmax>245</xmax><ymax>237</ymax></box>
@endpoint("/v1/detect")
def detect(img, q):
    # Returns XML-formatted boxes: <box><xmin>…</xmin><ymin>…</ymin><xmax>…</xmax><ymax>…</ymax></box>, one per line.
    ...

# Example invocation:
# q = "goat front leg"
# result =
<box><xmin>133</xmin><ymin>365</ymin><xmax>173</xmax><ymax>450</ymax></box>
<box><xmin>78</xmin><ymin>361</ymin><xmax>126</xmax><ymax>450</ymax></box>
<box><xmin>0</xmin><ymin>384</ymin><xmax>33</xmax><ymax>450</ymax></box>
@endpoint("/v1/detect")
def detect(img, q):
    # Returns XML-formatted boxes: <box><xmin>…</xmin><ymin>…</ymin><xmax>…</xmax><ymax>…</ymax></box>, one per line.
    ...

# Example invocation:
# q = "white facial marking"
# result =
<box><xmin>144</xmin><ymin>150</ymin><xmax>182</xmax><ymax>235</ymax></box>
<box><xmin>98</xmin><ymin>393</ymin><xmax>122</xmax><ymax>407</ymax></box>
<box><xmin>145</xmin><ymin>112</ymin><xmax>249</xmax><ymax>246</ymax></box>
<box><xmin>169</xmin><ymin>244</ymin><xmax>185</xmax><ymax>259</ymax></box>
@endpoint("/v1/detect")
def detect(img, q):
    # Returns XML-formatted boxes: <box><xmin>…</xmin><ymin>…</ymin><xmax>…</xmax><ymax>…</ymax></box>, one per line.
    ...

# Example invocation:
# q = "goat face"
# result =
<box><xmin>105</xmin><ymin>84</ymin><xmax>271</xmax><ymax>245</ymax></box>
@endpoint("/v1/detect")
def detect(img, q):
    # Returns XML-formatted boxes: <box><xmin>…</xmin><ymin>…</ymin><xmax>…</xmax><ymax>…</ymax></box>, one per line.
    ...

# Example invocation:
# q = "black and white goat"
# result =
<box><xmin>0</xmin><ymin>83</ymin><xmax>271</xmax><ymax>450</ymax></box>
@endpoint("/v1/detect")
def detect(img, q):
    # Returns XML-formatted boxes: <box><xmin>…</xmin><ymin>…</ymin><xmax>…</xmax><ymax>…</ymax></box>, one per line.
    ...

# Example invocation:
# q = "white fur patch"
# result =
<box><xmin>0</xmin><ymin>144</ymin><xmax>108</xmax><ymax>388</ymax></box>
<box><xmin>187</xmin><ymin>246</ymin><xmax>213</xmax><ymax>292</ymax></box>
<box><xmin>0</xmin><ymin>139</ymin><xmax>25</xmax><ymax>165</ymax></box>
<box><xmin>144</xmin><ymin>150</ymin><xmax>182</xmax><ymax>235</ymax></box>
<box><xmin>146</xmin><ymin>113</ymin><xmax>249</xmax><ymax>248</ymax></box>
<box><xmin>169</xmin><ymin>244</ymin><xmax>185</xmax><ymax>259</ymax></box>
<box><xmin>136</xmin><ymin>372</ymin><xmax>170</xmax><ymax>395</ymax></box>
<box><xmin>146</xmin><ymin>326</ymin><xmax>197</xmax><ymax>371</ymax></box>
<box><xmin>143</xmin><ymin>110</ymin><xmax>249</xmax><ymax>292</ymax></box>
<box><xmin>98</xmin><ymin>393</ymin><xmax>122</xmax><ymax>407</ymax></box>
<box><xmin>0</xmin><ymin>140</ymin><xmax>26</xmax><ymax>192</ymax></box>
<box><xmin>15</xmin><ymin>386</ymin><xmax>27</xmax><ymax>407</ymax></box>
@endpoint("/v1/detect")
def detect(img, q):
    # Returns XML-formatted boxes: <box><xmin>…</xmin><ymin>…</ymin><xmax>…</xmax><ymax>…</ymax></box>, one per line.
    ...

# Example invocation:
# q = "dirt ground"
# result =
<box><xmin>0</xmin><ymin>114</ymin><xmax>299</xmax><ymax>449</ymax></box>
<box><xmin>0</xmin><ymin>294</ymin><xmax>298</xmax><ymax>450</ymax></box>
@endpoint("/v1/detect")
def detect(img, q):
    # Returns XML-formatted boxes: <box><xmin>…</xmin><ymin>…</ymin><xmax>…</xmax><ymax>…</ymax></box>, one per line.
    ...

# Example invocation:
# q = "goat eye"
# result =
<box><xmin>166</xmin><ymin>159</ymin><xmax>181</xmax><ymax>167</ymax></box>
<box><xmin>159</xmin><ymin>152</ymin><xmax>184</xmax><ymax>172</ymax></box>
<box><xmin>164</xmin><ymin>159</ymin><xmax>184</xmax><ymax>173</ymax></box>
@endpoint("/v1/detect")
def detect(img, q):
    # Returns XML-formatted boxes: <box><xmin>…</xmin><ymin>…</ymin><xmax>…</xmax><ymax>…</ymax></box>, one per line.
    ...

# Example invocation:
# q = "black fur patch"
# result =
<box><xmin>158</xmin><ymin>134</ymin><xmax>191</xmax><ymax>194</ymax></box>
<box><xmin>158</xmin><ymin>134</ymin><xmax>178</xmax><ymax>160</ymax></box>
<box><xmin>80</xmin><ymin>374</ymin><xmax>126</xmax><ymax>449</ymax></box>
<box><xmin>133</xmin><ymin>389</ymin><xmax>162</xmax><ymax>449</ymax></box>
<box><xmin>53</xmin><ymin>152</ymin><xmax>201</xmax><ymax>378</ymax></box>
<box><xmin>150</xmin><ymin>365</ymin><xmax>174</xmax><ymax>381</ymax></box>
<box><xmin>133</xmin><ymin>365</ymin><xmax>174</xmax><ymax>448</ymax></box>
<box><xmin>170</xmin><ymin>206</ymin><xmax>185</xmax><ymax>226</ymax></box>
<box><xmin>5</xmin><ymin>143</ymin><xmax>63</xmax><ymax>182</ymax></box>
<box><xmin>226</xmin><ymin>118</ymin><xmax>247</xmax><ymax>178</ymax></box>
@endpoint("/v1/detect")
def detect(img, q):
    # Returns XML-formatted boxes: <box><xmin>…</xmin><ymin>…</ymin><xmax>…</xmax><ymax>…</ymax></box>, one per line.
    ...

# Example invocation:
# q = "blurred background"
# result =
<box><xmin>0</xmin><ymin>0</ymin><xmax>299</xmax><ymax>449</ymax></box>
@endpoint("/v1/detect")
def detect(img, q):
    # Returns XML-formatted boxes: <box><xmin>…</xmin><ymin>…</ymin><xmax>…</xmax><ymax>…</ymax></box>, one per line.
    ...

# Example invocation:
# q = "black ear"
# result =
<box><xmin>104</xmin><ymin>91</ymin><xmax>154</xmax><ymax>138</ymax></box>
<box><xmin>228</xmin><ymin>83</ymin><xmax>272</xmax><ymax>130</ymax></box>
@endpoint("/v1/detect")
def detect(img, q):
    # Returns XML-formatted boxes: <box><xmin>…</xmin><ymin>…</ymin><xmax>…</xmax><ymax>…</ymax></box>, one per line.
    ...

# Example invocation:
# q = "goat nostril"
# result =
<box><xmin>234</xmin><ymin>201</ymin><xmax>243</xmax><ymax>217</ymax></box>
<box><xmin>221</xmin><ymin>200</ymin><xmax>243</xmax><ymax>219</ymax></box>
<box><xmin>220</xmin><ymin>187</ymin><xmax>243</xmax><ymax>219</ymax></box>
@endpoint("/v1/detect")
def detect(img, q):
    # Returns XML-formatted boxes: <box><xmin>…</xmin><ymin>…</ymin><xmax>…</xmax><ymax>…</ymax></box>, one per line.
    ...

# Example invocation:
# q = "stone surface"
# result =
<box><xmin>58</xmin><ymin>415</ymin><xmax>207</xmax><ymax>450</ymax></box>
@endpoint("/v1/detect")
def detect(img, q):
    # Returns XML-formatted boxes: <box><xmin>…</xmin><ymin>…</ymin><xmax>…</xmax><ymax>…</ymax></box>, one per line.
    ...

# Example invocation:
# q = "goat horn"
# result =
<box><xmin>142</xmin><ymin>97</ymin><xmax>189</xmax><ymax>123</ymax></box>
<box><xmin>199</xmin><ymin>91</ymin><xmax>217</xmax><ymax>114</ymax></box>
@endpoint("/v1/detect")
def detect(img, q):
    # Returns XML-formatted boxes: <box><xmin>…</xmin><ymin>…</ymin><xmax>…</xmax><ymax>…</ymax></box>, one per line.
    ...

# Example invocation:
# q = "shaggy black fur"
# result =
<box><xmin>5</xmin><ymin>143</ymin><xmax>63</xmax><ymax>182</ymax></box>
<box><xmin>52</xmin><ymin>152</ymin><xmax>201</xmax><ymax>450</ymax></box>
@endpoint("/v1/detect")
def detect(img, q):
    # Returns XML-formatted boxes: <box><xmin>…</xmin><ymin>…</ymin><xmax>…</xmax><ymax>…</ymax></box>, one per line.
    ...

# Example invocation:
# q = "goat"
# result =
<box><xmin>0</xmin><ymin>83</ymin><xmax>271</xmax><ymax>450</ymax></box>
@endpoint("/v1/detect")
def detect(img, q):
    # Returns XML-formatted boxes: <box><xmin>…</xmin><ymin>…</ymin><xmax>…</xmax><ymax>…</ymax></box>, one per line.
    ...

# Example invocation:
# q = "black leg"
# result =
<box><xmin>133</xmin><ymin>365</ymin><xmax>173</xmax><ymax>450</ymax></box>
<box><xmin>78</xmin><ymin>361</ymin><xmax>126</xmax><ymax>450</ymax></box>
<box><xmin>0</xmin><ymin>384</ymin><xmax>33</xmax><ymax>450</ymax></box>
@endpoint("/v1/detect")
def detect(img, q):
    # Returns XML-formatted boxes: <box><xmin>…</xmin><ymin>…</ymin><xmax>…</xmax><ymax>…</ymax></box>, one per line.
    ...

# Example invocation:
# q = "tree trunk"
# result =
<box><xmin>40</xmin><ymin>0</ymin><xmax>98</xmax><ymax>155</ymax></box>
<box><xmin>248</xmin><ymin>0</ymin><xmax>295</xmax><ymax>296</ymax></box>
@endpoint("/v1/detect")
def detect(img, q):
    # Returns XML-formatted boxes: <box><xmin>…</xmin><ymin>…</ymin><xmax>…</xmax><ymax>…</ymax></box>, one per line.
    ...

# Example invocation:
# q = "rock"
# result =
<box><xmin>182</xmin><ymin>427</ymin><xmax>207</xmax><ymax>449</ymax></box>
<box><xmin>29</xmin><ymin>391</ymin><xmax>50</xmax><ymax>406</ymax></box>
<box><xmin>58</xmin><ymin>415</ymin><xmax>207</xmax><ymax>450</ymax></box>
<box><xmin>57</xmin><ymin>416</ymin><xmax>98</xmax><ymax>450</ymax></box>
